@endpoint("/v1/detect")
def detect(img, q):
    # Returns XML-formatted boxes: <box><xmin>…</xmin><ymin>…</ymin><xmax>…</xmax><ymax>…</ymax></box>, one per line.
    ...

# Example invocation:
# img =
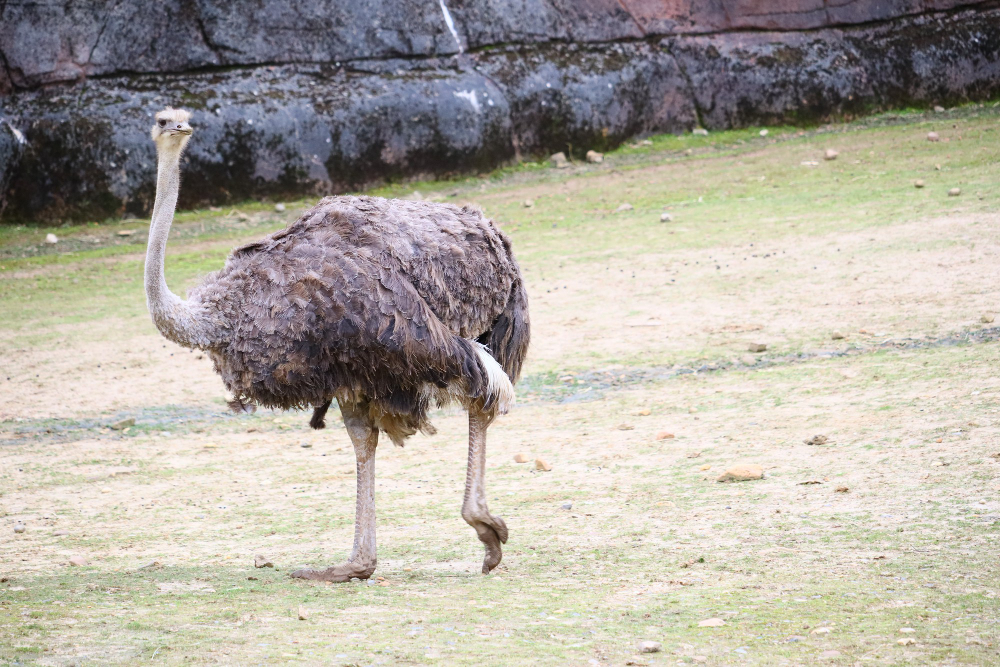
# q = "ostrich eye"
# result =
<box><xmin>158</xmin><ymin>119</ymin><xmax>167</xmax><ymax>127</ymax></box>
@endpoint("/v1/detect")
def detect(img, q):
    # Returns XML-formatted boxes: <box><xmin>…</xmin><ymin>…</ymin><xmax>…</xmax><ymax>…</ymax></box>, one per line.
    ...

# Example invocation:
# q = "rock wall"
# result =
<box><xmin>0</xmin><ymin>1</ymin><xmax>998</xmax><ymax>222</ymax></box>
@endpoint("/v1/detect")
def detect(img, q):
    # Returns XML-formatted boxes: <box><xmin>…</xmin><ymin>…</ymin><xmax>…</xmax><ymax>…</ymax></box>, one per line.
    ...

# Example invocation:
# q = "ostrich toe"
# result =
<box><xmin>464</xmin><ymin>511</ymin><xmax>508</xmax><ymax>574</ymax></box>
<box><xmin>289</xmin><ymin>561</ymin><xmax>376</xmax><ymax>582</ymax></box>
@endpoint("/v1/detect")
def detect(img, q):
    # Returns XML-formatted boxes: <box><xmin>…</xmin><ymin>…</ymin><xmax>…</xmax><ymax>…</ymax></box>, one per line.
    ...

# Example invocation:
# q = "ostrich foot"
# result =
<box><xmin>289</xmin><ymin>561</ymin><xmax>375</xmax><ymax>582</ymax></box>
<box><xmin>464</xmin><ymin>509</ymin><xmax>508</xmax><ymax>574</ymax></box>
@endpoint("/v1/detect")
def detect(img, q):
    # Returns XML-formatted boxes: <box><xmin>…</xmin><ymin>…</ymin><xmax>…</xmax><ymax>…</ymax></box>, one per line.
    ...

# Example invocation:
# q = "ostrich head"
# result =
<box><xmin>151</xmin><ymin>108</ymin><xmax>192</xmax><ymax>152</ymax></box>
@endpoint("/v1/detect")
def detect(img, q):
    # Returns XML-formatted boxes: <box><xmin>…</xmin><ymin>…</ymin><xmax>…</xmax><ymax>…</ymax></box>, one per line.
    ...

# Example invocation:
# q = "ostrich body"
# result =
<box><xmin>145</xmin><ymin>109</ymin><xmax>529</xmax><ymax>580</ymax></box>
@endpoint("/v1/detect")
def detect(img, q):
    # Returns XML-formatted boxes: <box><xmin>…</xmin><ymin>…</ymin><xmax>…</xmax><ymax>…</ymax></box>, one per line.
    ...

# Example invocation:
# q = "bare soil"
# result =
<box><xmin>2</xmin><ymin>110</ymin><xmax>999</xmax><ymax>665</ymax></box>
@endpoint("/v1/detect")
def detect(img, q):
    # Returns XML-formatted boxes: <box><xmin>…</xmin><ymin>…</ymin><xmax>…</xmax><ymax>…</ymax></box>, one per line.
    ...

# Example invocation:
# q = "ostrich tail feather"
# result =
<box><xmin>472</xmin><ymin>342</ymin><xmax>516</xmax><ymax>415</ymax></box>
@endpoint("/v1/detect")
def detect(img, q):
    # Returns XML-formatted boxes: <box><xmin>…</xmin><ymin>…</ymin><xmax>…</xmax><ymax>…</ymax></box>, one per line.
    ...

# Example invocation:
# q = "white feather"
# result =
<box><xmin>472</xmin><ymin>342</ymin><xmax>515</xmax><ymax>414</ymax></box>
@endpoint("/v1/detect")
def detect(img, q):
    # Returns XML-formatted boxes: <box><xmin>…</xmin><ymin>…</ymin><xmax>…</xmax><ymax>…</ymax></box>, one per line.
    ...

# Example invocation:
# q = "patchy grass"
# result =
<box><xmin>2</xmin><ymin>104</ymin><xmax>1000</xmax><ymax>665</ymax></box>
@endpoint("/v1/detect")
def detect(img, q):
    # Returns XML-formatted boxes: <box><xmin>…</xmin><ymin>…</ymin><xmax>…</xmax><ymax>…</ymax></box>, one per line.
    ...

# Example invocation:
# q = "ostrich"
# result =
<box><xmin>145</xmin><ymin>108</ymin><xmax>529</xmax><ymax>580</ymax></box>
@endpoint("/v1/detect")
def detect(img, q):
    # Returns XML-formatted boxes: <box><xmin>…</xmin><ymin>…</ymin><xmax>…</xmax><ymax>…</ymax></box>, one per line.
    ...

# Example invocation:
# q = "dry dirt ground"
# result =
<box><xmin>1</xmin><ymin>108</ymin><xmax>999</xmax><ymax>665</ymax></box>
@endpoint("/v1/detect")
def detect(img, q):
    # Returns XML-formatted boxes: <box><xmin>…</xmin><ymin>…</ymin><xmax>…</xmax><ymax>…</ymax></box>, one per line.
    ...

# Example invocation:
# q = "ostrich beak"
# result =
<box><xmin>168</xmin><ymin>122</ymin><xmax>192</xmax><ymax>136</ymax></box>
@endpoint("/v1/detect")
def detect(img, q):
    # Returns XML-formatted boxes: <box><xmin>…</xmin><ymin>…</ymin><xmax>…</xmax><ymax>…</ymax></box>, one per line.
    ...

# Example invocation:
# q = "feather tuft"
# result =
<box><xmin>473</xmin><ymin>342</ymin><xmax>515</xmax><ymax>414</ymax></box>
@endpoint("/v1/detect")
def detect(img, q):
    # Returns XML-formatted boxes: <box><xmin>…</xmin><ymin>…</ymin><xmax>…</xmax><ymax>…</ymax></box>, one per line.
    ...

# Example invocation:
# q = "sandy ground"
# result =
<box><xmin>2</xmin><ymin>213</ymin><xmax>998</xmax><ymax>421</ymax></box>
<box><xmin>1</xmin><ymin>117</ymin><xmax>999</xmax><ymax>664</ymax></box>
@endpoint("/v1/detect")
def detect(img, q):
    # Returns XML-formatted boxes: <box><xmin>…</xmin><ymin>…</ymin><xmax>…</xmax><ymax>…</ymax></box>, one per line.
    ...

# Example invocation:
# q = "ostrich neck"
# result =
<box><xmin>145</xmin><ymin>144</ymin><xmax>216</xmax><ymax>348</ymax></box>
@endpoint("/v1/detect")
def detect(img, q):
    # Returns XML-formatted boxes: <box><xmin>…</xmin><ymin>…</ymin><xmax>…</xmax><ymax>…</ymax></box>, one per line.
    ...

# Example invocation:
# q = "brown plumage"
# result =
<box><xmin>145</xmin><ymin>108</ymin><xmax>529</xmax><ymax>581</ymax></box>
<box><xmin>194</xmin><ymin>195</ymin><xmax>529</xmax><ymax>445</ymax></box>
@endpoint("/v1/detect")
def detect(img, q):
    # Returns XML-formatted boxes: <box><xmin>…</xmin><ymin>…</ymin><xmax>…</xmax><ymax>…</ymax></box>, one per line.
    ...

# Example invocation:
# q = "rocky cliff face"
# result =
<box><xmin>1</xmin><ymin>1</ymin><xmax>998</xmax><ymax>222</ymax></box>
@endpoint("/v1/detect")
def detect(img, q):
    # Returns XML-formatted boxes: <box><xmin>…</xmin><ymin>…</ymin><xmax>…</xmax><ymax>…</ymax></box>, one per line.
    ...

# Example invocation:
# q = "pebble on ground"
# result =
<box><xmin>717</xmin><ymin>464</ymin><xmax>764</xmax><ymax>482</ymax></box>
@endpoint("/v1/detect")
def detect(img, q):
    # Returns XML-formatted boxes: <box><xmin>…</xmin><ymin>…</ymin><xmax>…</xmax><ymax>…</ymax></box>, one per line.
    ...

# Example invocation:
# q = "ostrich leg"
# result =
<box><xmin>462</xmin><ymin>407</ymin><xmax>509</xmax><ymax>573</ymax></box>
<box><xmin>291</xmin><ymin>400</ymin><xmax>378</xmax><ymax>581</ymax></box>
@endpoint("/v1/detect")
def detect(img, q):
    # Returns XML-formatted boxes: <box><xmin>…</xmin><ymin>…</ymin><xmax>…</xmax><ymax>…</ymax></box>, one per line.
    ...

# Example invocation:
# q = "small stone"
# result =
<box><xmin>585</xmin><ymin>150</ymin><xmax>604</xmax><ymax>163</ymax></box>
<box><xmin>617</xmin><ymin>423</ymin><xmax>635</xmax><ymax>431</ymax></box>
<box><xmin>300</xmin><ymin>442</ymin><xmax>312</xmax><ymax>448</ymax></box>
<box><xmin>69</xmin><ymin>555</ymin><xmax>89</xmax><ymax>566</ymax></box>
<box><xmin>692</xmin><ymin>128</ymin><xmax>709</xmax><ymax>136</ymax></box>
<box><xmin>549</xmin><ymin>152</ymin><xmax>569</xmax><ymax>168</ymax></box>
<box><xmin>823</xmin><ymin>148</ymin><xmax>838</xmax><ymax>160</ymax></box>
<box><xmin>637</xmin><ymin>409</ymin><xmax>651</xmax><ymax>416</ymax></box>
<box><xmin>53</xmin><ymin>530</ymin><xmax>69</xmax><ymax>536</ymax></box>
<box><xmin>933</xmin><ymin>105</ymin><xmax>945</xmax><ymax>113</ymax></box>
<box><xmin>899</xmin><ymin>627</ymin><xmax>915</xmax><ymax>634</ymax></box>
<box><xmin>237</xmin><ymin>212</ymin><xmax>249</xmax><ymax>221</ymax></box>
<box><xmin>811</xmin><ymin>627</ymin><xmax>832</xmax><ymax>635</ymax></box>
<box><xmin>748</xmin><ymin>343</ymin><xmax>767</xmax><ymax>353</ymax></box>
<box><xmin>535</xmin><ymin>458</ymin><xmax>553</xmax><ymax>472</ymax></box>
<box><xmin>638</xmin><ymin>640</ymin><xmax>662</xmax><ymax>653</ymax></box>
<box><xmin>759</xmin><ymin>129</ymin><xmax>769</xmax><ymax>137</ymax></box>
<box><xmin>274</xmin><ymin>203</ymin><xmax>286</xmax><ymax>212</ymax></box>
<box><xmin>254</xmin><ymin>554</ymin><xmax>274</xmax><ymax>568</ymax></box>
<box><xmin>687</xmin><ymin>407</ymin><xmax>697</xmax><ymax>414</ymax></box>
<box><xmin>948</xmin><ymin>187</ymin><xmax>961</xmax><ymax>196</ymax></box>
<box><xmin>698</xmin><ymin>464</ymin><xmax>711</xmax><ymax>471</ymax></box>
<box><xmin>523</xmin><ymin>199</ymin><xmax>534</xmax><ymax>208</ymax></box>
<box><xmin>898</xmin><ymin>637</ymin><xmax>915</xmax><ymax>646</ymax></box>
<box><xmin>927</xmin><ymin>132</ymin><xmax>939</xmax><ymax>142</ymax></box>
<box><xmin>109</xmin><ymin>418</ymin><xmax>135</xmax><ymax>430</ymax></box>
<box><xmin>698</xmin><ymin>618</ymin><xmax>724</xmax><ymax>627</ymax></box>
<box><xmin>45</xmin><ymin>233</ymin><xmax>59</xmax><ymax>244</ymax></box>
<box><xmin>659</xmin><ymin>212</ymin><xmax>673</xmax><ymax>222</ymax></box>
<box><xmin>13</xmin><ymin>523</ymin><xmax>25</xmax><ymax>534</ymax></box>
<box><xmin>655</xmin><ymin>431</ymin><xmax>675</xmax><ymax>441</ymax></box>
<box><xmin>615</xmin><ymin>203</ymin><xmax>634</xmax><ymax>212</ymax></box>
<box><xmin>804</xmin><ymin>435</ymin><xmax>828</xmax><ymax>446</ymax></box>
<box><xmin>831</xmin><ymin>331</ymin><xmax>844</xmax><ymax>340</ymax></box>
<box><xmin>117</xmin><ymin>229</ymin><xmax>135</xmax><ymax>236</ymax></box>
<box><xmin>914</xmin><ymin>179</ymin><xmax>925</xmax><ymax>188</ymax></box>
<box><xmin>686</xmin><ymin>451</ymin><xmax>701</xmax><ymax>458</ymax></box>
<box><xmin>513</xmin><ymin>453</ymin><xmax>531</xmax><ymax>463</ymax></box>
<box><xmin>741</xmin><ymin>354</ymin><xmax>756</xmax><ymax>365</ymax></box>
<box><xmin>835</xmin><ymin>486</ymin><xmax>850</xmax><ymax>493</ymax></box>
<box><xmin>298</xmin><ymin>606</ymin><xmax>308</xmax><ymax>620</ymax></box>
<box><xmin>561</xmin><ymin>503</ymin><xmax>573</xmax><ymax>510</ymax></box>
<box><xmin>981</xmin><ymin>313</ymin><xmax>995</xmax><ymax>324</ymax></box>
<box><xmin>717</xmin><ymin>464</ymin><xmax>764</xmax><ymax>482</ymax></box>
